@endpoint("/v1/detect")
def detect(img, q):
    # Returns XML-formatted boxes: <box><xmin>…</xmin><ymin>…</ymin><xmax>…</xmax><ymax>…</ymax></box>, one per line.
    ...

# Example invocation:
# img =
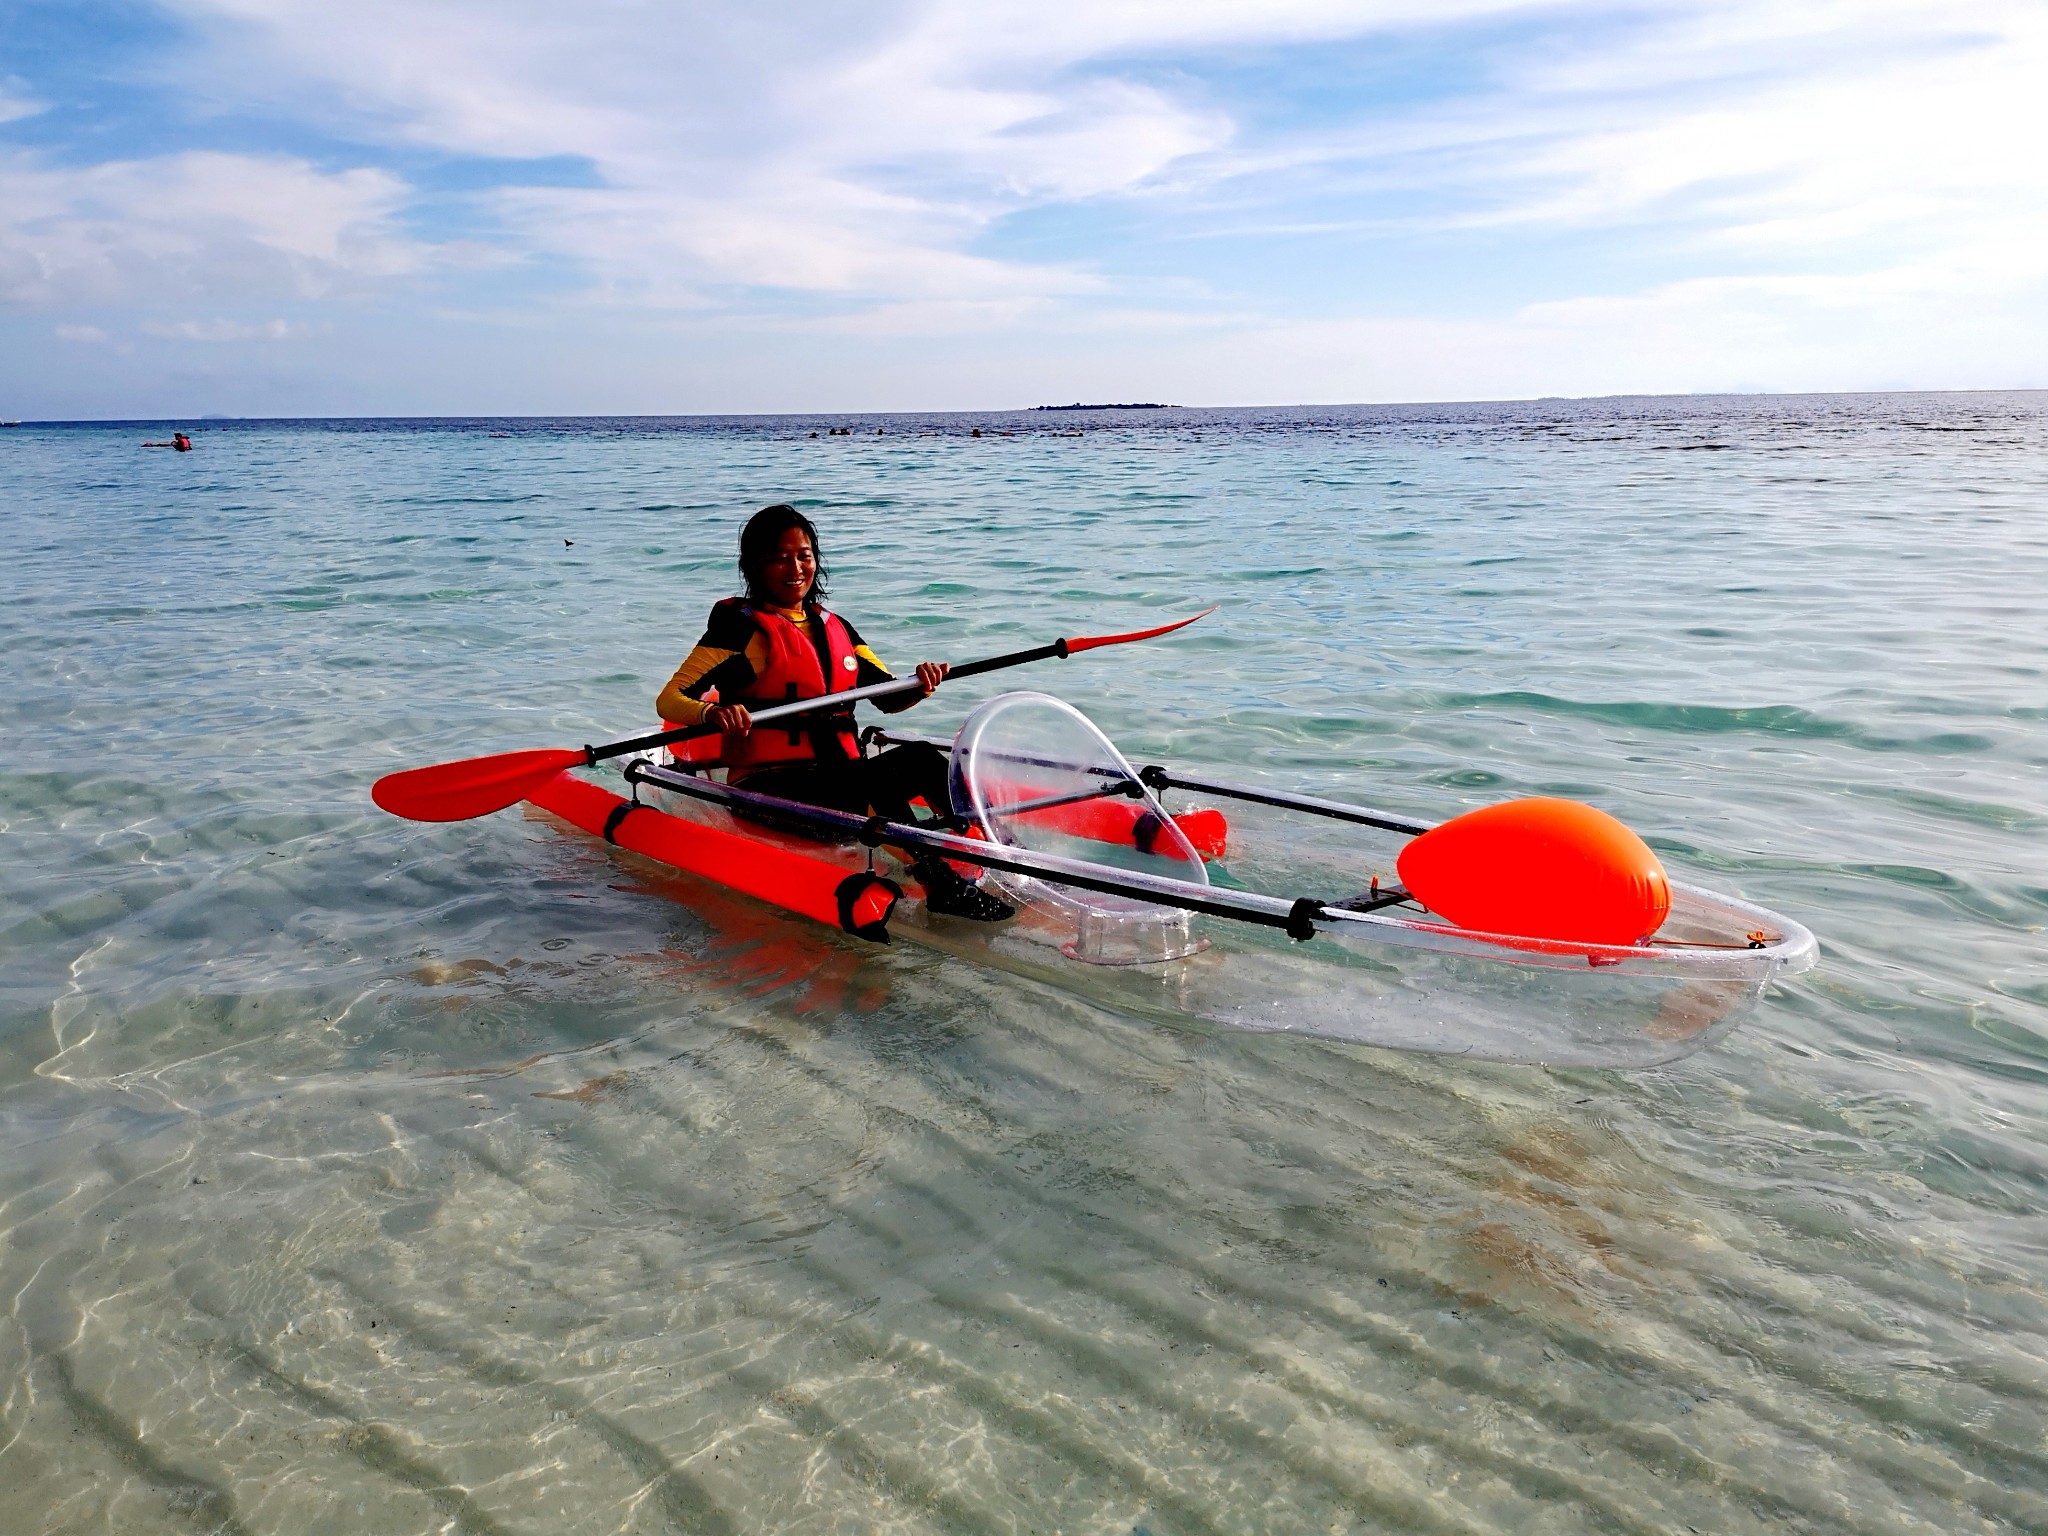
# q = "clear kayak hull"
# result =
<box><xmin>893</xmin><ymin>884</ymin><xmax>1783</xmax><ymax>1068</ymax></box>
<box><xmin>523</xmin><ymin>694</ymin><xmax>1815</xmax><ymax>1070</ymax></box>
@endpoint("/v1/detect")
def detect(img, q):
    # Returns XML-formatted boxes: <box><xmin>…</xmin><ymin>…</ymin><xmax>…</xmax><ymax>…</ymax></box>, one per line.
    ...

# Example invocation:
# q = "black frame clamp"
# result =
<box><xmin>1285</xmin><ymin>897</ymin><xmax>1321</xmax><ymax>942</ymax></box>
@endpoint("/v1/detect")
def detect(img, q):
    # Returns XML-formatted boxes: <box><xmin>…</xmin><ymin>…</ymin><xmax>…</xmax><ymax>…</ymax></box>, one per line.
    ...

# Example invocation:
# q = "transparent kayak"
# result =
<box><xmin>531</xmin><ymin>692</ymin><xmax>1817</xmax><ymax>1069</ymax></box>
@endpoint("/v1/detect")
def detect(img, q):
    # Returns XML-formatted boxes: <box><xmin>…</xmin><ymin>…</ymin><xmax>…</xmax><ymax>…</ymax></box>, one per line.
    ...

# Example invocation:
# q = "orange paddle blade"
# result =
<box><xmin>372</xmin><ymin>747</ymin><xmax>586</xmax><ymax>822</ymax></box>
<box><xmin>1064</xmin><ymin>606</ymin><xmax>1216</xmax><ymax>655</ymax></box>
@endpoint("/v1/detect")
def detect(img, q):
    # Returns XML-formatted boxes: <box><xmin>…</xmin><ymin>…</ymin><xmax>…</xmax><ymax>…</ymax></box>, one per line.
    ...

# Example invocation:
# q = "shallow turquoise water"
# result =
<box><xmin>3</xmin><ymin>396</ymin><xmax>2046</xmax><ymax>1532</ymax></box>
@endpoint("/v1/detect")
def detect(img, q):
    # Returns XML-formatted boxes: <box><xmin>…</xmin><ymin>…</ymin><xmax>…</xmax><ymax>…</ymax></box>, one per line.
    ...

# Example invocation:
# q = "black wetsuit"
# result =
<box><xmin>739</xmin><ymin>741</ymin><xmax>954</xmax><ymax>830</ymax></box>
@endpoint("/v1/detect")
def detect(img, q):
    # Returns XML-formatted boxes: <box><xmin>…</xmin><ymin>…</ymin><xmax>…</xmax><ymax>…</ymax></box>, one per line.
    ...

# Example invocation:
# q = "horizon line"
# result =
<box><xmin>10</xmin><ymin>385</ymin><xmax>2046</xmax><ymax>428</ymax></box>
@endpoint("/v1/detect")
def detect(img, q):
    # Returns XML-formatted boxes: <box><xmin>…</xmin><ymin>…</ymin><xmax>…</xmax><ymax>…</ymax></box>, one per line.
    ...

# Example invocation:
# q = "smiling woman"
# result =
<box><xmin>655</xmin><ymin>502</ymin><xmax>1015</xmax><ymax>920</ymax></box>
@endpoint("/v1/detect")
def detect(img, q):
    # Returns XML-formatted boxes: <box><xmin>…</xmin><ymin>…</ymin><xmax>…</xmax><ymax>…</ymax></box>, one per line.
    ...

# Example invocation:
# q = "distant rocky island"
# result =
<box><xmin>1030</xmin><ymin>402</ymin><xmax>1176</xmax><ymax>411</ymax></box>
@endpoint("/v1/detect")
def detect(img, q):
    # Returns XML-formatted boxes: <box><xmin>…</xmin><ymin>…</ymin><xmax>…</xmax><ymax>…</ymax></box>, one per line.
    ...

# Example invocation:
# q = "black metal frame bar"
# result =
<box><xmin>863</xmin><ymin>727</ymin><xmax>1433</xmax><ymax>836</ymax></box>
<box><xmin>623</xmin><ymin>759</ymin><xmax>1326</xmax><ymax>937</ymax></box>
<box><xmin>979</xmin><ymin>779</ymin><xmax>1144</xmax><ymax>819</ymax></box>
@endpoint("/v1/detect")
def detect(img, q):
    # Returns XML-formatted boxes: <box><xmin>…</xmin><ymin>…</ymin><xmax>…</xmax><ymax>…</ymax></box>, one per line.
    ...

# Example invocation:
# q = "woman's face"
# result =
<box><xmin>761</xmin><ymin>526</ymin><xmax>817</xmax><ymax>607</ymax></box>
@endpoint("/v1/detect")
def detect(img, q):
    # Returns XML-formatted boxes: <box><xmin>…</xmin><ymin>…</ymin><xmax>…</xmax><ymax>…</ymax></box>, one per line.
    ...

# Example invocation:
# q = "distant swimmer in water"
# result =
<box><xmin>655</xmin><ymin>503</ymin><xmax>1014</xmax><ymax>921</ymax></box>
<box><xmin>142</xmin><ymin>433</ymin><xmax>193</xmax><ymax>451</ymax></box>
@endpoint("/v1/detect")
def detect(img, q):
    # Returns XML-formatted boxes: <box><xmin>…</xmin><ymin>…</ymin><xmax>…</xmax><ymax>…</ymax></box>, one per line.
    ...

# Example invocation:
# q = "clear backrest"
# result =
<box><xmin>949</xmin><ymin>693</ymin><xmax>1208</xmax><ymax>961</ymax></box>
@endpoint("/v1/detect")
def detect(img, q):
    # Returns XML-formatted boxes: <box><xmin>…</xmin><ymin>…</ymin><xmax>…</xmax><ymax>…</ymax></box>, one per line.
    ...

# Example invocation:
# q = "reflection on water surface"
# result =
<box><xmin>3</xmin><ymin>397</ymin><xmax>2045</xmax><ymax>1532</ymax></box>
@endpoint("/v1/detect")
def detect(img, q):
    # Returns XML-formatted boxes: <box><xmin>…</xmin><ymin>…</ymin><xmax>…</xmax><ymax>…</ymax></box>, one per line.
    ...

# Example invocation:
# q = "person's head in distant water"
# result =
<box><xmin>739</xmin><ymin>503</ymin><xmax>829</xmax><ymax>609</ymax></box>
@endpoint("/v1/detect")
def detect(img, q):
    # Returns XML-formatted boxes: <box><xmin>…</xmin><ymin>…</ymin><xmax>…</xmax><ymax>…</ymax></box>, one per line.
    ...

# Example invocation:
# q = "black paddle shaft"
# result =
<box><xmin>584</xmin><ymin>639</ymin><xmax>1072</xmax><ymax>766</ymax></box>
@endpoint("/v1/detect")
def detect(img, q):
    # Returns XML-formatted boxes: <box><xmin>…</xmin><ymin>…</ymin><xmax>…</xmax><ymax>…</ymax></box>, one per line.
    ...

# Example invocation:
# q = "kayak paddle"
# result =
<box><xmin>372</xmin><ymin>607</ymin><xmax>1215</xmax><ymax>823</ymax></box>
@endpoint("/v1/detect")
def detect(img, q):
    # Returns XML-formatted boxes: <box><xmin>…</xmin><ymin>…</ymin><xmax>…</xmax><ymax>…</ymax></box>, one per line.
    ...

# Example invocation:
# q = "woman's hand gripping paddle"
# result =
<box><xmin>371</xmin><ymin>608</ymin><xmax>1216</xmax><ymax>823</ymax></box>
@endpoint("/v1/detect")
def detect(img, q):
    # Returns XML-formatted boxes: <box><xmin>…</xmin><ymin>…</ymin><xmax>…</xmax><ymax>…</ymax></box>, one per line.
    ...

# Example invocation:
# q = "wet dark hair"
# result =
<box><xmin>738</xmin><ymin>503</ymin><xmax>830</xmax><ymax>606</ymax></box>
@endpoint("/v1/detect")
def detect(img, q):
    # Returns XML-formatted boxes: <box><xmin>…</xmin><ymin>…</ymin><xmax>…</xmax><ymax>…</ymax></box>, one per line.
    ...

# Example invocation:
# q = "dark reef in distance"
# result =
<box><xmin>1030</xmin><ymin>402</ymin><xmax>1176</xmax><ymax>411</ymax></box>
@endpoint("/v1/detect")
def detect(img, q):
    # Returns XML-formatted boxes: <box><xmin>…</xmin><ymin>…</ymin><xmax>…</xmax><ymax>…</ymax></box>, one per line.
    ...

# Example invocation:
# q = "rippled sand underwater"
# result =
<box><xmin>4</xmin><ymin>397</ymin><xmax>2046</xmax><ymax>1532</ymax></box>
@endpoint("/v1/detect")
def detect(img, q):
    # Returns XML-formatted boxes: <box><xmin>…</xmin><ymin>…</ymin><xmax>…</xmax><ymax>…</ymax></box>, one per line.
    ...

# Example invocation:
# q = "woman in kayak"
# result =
<box><xmin>656</xmin><ymin>504</ymin><xmax>1013</xmax><ymax>921</ymax></box>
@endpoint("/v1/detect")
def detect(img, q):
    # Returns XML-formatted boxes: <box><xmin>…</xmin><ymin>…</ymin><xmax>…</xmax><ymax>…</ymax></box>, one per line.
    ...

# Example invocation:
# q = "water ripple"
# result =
<box><xmin>2</xmin><ymin>395</ymin><xmax>2045</xmax><ymax>1531</ymax></box>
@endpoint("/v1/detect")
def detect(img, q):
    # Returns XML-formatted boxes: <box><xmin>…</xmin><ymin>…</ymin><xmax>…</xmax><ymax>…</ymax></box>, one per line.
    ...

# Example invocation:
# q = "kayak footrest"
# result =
<box><xmin>1326</xmin><ymin>883</ymin><xmax>1414</xmax><ymax>914</ymax></box>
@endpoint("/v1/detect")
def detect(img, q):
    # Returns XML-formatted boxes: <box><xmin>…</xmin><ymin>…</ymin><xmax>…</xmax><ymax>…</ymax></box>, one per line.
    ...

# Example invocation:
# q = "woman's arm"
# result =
<box><xmin>876</xmin><ymin>660</ymin><xmax>948</xmax><ymax>712</ymax></box>
<box><xmin>846</xmin><ymin>621</ymin><xmax>945</xmax><ymax>713</ymax></box>
<box><xmin>655</xmin><ymin>608</ymin><xmax>761</xmax><ymax>724</ymax></box>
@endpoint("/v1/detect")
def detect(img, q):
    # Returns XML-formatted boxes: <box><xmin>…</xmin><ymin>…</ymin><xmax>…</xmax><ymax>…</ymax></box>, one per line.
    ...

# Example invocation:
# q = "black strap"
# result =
<box><xmin>602</xmin><ymin>799</ymin><xmax>648</xmax><ymax>845</ymax></box>
<box><xmin>834</xmin><ymin>871</ymin><xmax>902</xmax><ymax>943</ymax></box>
<box><xmin>817</xmin><ymin>707</ymin><xmax>861</xmax><ymax>762</ymax></box>
<box><xmin>1131</xmin><ymin>809</ymin><xmax>1163</xmax><ymax>855</ymax></box>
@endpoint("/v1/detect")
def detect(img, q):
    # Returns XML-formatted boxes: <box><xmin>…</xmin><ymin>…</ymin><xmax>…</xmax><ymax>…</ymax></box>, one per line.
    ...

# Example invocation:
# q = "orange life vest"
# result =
<box><xmin>670</xmin><ymin>600</ymin><xmax>862</xmax><ymax>771</ymax></box>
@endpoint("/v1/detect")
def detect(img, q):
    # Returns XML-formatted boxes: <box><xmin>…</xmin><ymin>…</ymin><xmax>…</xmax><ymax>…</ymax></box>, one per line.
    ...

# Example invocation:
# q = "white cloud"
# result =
<box><xmin>0</xmin><ymin>150</ymin><xmax>430</xmax><ymax>307</ymax></box>
<box><xmin>0</xmin><ymin>77</ymin><xmax>46</xmax><ymax>124</ymax></box>
<box><xmin>55</xmin><ymin>323</ymin><xmax>109</xmax><ymax>343</ymax></box>
<box><xmin>10</xmin><ymin>0</ymin><xmax>2048</xmax><ymax>402</ymax></box>
<box><xmin>140</xmin><ymin>316</ymin><xmax>321</xmax><ymax>341</ymax></box>
<box><xmin>143</xmin><ymin>1</ymin><xmax>2047</xmax><ymax>329</ymax></box>
<box><xmin>159</xmin><ymin>0</ymin><xmax>1545</xmax><ymax>309</ymax></box>
<box><xmin>1480</xmin><ymin>4</ymin><xmax>2048</xmax><ymax>249</ymax></box>
<box><xmin>1121</xmin><ymin>264</ymin><xmax>2048</xmax><ymax>403</ymax></box>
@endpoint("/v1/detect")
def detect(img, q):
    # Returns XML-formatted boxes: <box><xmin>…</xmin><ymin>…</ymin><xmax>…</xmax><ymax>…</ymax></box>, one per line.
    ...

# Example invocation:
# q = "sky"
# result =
<box><xmin>3</xmin><ymin>0</ymin><xmax>2045</xmax><ymax>416</ymax></box>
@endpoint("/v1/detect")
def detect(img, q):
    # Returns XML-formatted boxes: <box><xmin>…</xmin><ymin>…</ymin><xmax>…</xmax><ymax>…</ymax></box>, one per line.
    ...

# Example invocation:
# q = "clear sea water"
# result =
<box><xmin>2</xmin><ymin>394</ymin><xmax>2045</xmax><ymax>1533</ymax></box>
